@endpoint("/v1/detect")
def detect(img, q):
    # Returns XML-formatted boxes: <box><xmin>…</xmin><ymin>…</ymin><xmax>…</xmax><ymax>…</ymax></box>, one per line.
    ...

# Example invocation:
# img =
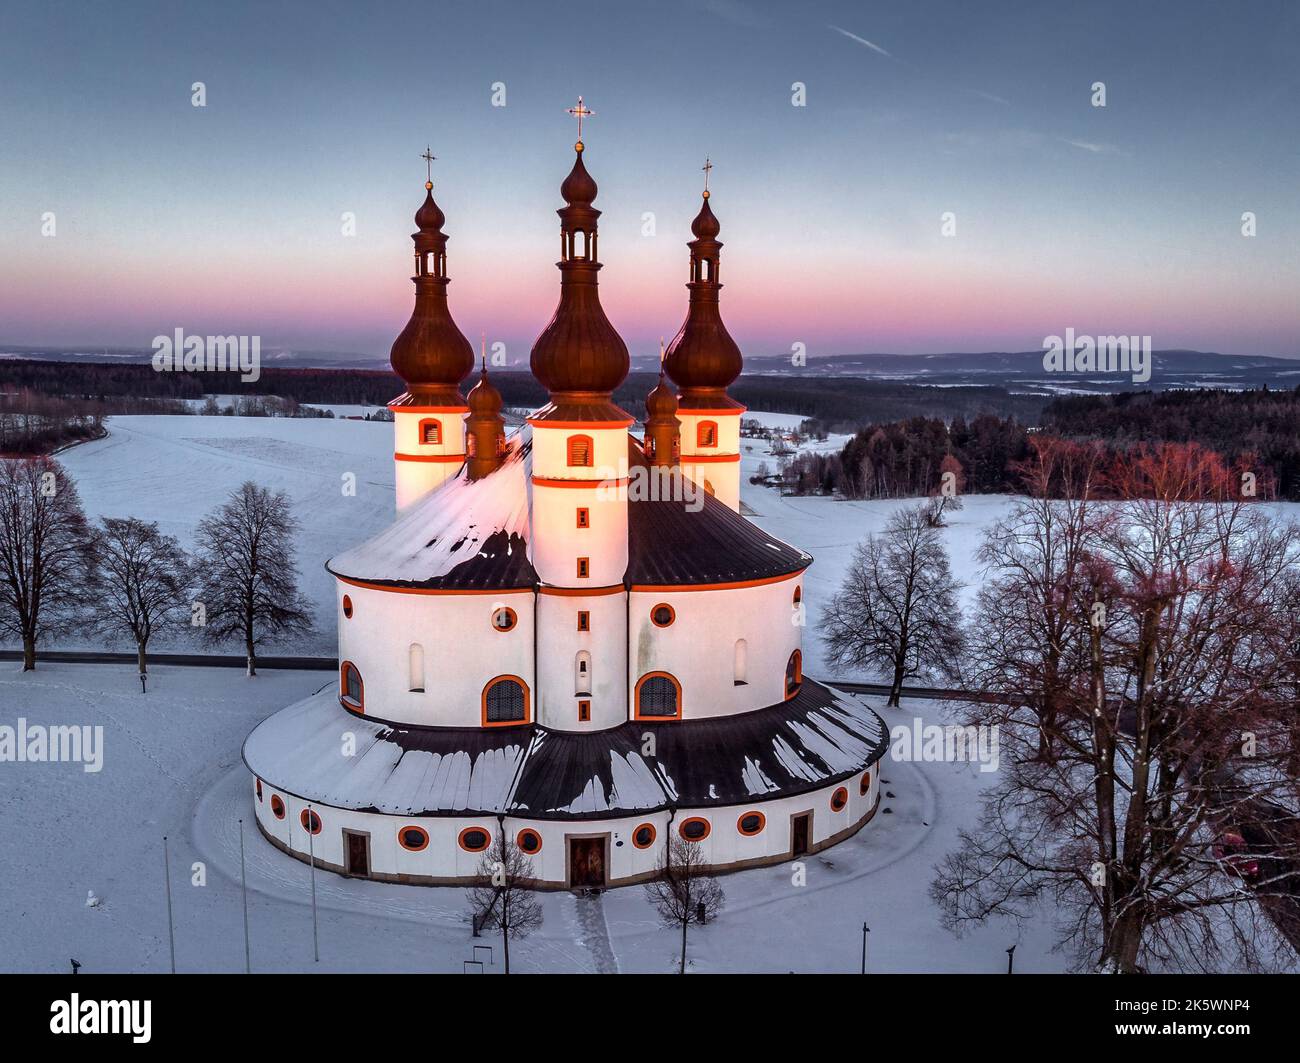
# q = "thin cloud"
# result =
<box><xmin>1061</xmin><ymin>137</ymin><xmax>1122</xmax><ymax>154</ymax></box>
<box><xmin>828</xmin><ymin>24</ymin><xmax>892</xmax><ymax>58</ymax></box>
<box><xmin>961</xmin><ymin>87</ymin><xmax>1011</xmax><ymax>106</ymax></box>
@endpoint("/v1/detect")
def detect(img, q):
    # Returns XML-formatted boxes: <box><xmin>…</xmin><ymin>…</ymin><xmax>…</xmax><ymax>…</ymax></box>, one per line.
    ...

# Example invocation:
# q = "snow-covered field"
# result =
<box><xmin>1</xmin><ymin>663</ymin><xmax>1056</xmax><ymax>973</ymax></box>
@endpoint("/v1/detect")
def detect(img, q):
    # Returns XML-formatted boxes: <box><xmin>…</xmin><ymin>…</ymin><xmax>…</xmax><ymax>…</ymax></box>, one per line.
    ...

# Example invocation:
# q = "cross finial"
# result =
<box><xmin>702</xmin><ymin>157</ymin><xmax>713</xmax><ymax>197</ymax></box>
<box><xmin>421</xmin><ymin>146</ymin><xmax>436</xmax><ymax>188</ymax></box>
<box><xmin>566</xmin><ymin>95</ymin><xmax>594</xmax><ymax>147</ymax></box>
<box><xmin>480</xmin><ymin>332</ymin><xmax>487</xmax><ymax>372</ymax></box>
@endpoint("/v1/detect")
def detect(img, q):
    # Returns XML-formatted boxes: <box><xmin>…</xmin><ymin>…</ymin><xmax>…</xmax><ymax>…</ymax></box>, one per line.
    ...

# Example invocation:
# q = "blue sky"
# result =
<box><xmin>1</xmin><ymin>0</ymin><xmax>1296</xmax><ymax>360</ymax></box>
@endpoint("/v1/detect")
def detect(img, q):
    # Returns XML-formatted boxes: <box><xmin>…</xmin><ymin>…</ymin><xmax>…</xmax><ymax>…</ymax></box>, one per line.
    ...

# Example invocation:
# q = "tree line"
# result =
<box><xmin>0</xmin><ymin>457</ymin><xmax>310</xmax><ymax>674</ymax></box>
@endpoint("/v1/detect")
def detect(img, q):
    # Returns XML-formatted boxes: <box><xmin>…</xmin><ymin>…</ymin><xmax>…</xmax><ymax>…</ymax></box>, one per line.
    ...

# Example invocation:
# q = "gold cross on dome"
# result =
<box><xmin>566</xmin><ymin>96</ymin><xmax>594</xmax><ymax>141</ymax></box>
<box><xmin>702</xmin><ymin>157</ymin><xmax>713</xmax><ymax>193</ymax></box>
<box><xmin>421</xmin><ymin>146</ymin><xmax>436</xmax><ymax>184</ymax></box>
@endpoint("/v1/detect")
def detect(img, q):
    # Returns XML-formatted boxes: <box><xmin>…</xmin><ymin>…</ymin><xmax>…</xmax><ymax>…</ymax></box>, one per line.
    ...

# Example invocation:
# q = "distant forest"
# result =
<box><xmin>780</xmin><ymin>387</ymin><xmax>1300</xmax><ymax>501</ymax></box>
<box><xmin>5</xmin><ymin>359</ymin><xmax>1300</xmax><ymax>499</ymax></box>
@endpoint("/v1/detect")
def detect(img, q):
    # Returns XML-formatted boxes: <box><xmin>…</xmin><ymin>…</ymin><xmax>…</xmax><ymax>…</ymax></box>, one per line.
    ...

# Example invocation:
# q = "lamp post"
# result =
<box><xmin>1006</xmin><ymin>944</ymin><xmax>1017</xmax><ymax>974</ymax></box>
<box><xmin>861</xmin><ymin>922</ymin><xmax>871</xmax><ymax>974</ymax></box>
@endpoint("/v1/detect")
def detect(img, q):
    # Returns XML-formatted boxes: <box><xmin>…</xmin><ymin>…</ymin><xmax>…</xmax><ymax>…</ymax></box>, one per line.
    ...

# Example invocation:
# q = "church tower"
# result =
<box><xmin>388</xmin><ymin>153</ymin><xmax>475</xmax><ymax>512</ymax></box>
<box><xmin>528</xmin><ymin>102</ymin><xmax>632</xmax><ymax>732</ymax></box>
<box><xmin>663</xmin><ymin>163</ymin><xmax>746</xmax><ymax>512</ymax></box>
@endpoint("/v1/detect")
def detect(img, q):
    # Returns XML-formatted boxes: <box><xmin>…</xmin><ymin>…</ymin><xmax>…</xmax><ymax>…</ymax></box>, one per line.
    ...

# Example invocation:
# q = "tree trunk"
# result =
<box><xmin>679</xmin><ymin>914</ymin><xmax>688</xmax><ymax>974</ymax></box>
<box><xmin>136</xmin><ymin>640</ymin><xmax>148</xmax><ymax>676</ymax></box>
<box><xmin>887</xmin><ymin>660</ymin><xmax>905</xmax><ymax>708</ymax></box>
<box><xmin>1102</xmin><ymin>910</ymin><xmax>1144</xmax><ymax>973</ymax></box>
<box><xmin>502</xmin><ymin>912</ymin><xmax>510</xmax><ymax>975</ymax></box>
<box><xmin>246</xmin><ymin>637</ymin><xmax>257</xmax><ymax>677</ymax></box>
<box><xmin>22</xmin><ymin>636</ymin><xmax>35</xmax><ymax>671</ymax></box>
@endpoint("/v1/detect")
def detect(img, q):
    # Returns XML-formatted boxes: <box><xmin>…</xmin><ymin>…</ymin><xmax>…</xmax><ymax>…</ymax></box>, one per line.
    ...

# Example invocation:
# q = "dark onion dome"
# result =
<box><xmin>529</xmin><ymin>144</ymin><xmax>631</xmax><ymax>419</ymax></box>
<box><xmin>467</xmin><ymin>364</ymin><xmax>503</xmax><ymax>416</ymax></box>
<box><xmin>644</xmin><ymin>369</ymin><xmax>678</xmax><ymax>419</ymax></box>
<box><xmin>663</xmin><ymin>190</ymin><xmax>744</xmax><ymax>409</ymax></box>
<box><xmin>389</xmin><ymin>182</ymin><xmax>475</xmax><ymax>407</ymax></box>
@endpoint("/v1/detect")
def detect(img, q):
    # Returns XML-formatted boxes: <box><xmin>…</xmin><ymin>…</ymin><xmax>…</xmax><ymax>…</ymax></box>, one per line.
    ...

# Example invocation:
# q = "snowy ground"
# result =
<box><xmin>1</xmin><ymin>663</ymin><xmax>1058</xmax><ymax>973</ymax></box>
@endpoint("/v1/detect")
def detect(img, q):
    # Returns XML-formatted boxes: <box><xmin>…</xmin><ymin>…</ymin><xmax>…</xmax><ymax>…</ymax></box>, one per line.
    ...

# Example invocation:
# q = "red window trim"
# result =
<box><xmin>679</xmin><ymin>816</ymin><xmax>711</xmax><ymax>841</ymax></box>
<box><xmin>567</xmin><ymin>434</ymin><xmax>594</xmax><ymax>467</ymax></box>
<box><xmin>418</xmin><ymin>417</ymin><xmax>443</xmax><ymax>445</ymax></box>
<box><xmin>481</xmin><ymin>675</ymin><xmax>532</xmax><ymax>727</ymax></box>
<box><xmin>399</xmin><ymin>825</ymin><xmax>430</xmax><ymax>852</ymax></box>
<box><xmin>270</xmin><ymin>794</ymin><xmax>286</xmax><ymax>820</ymax></box>
<box><xmin>650</xmin><ymin>602</ymin><xmax>676</xmax><ymax>628</ymax></box>
<box><xmin>737</xmin><ymin>810</ymin><xmax>766</xmax><ymax>836</ymax></box>
<box><xmin>634</xmin><ymin>671</ymin><xmax>682</xmax><ymax>721</ymax></box>
<box><xmin>516</xmin><ymin>828</ymin><xmax>543</xmax><ymax>855</ymax></box>
<box><xmin>458</xmin><ymin>826</ymin><xmax>492</xmax><ymax>853</ymax></box>
<box><xmin>696</xmin><ymin>420</ymin><xmax>719</xmax><ymax>448</ymax></box>
<box><xmin>830</xmin><ymin>786</ymin><xmax>849</xmax><ymax>812</ymax></box>
<box><xmin>340</xmin><ymin>660</ymin><xmax>364</xmax><ymax>713</ymax></box>
<box><xmin>632</xmin><ymin>823</ymin><xmax>657</xmax><ymax>849</ymax></box>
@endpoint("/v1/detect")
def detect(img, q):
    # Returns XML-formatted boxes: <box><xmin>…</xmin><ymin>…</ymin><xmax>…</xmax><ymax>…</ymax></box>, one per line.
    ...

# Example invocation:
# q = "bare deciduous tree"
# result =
<box><xmin>821</xmin><ymin>504</ymin><xmax>964</xmax><ymax>706</ymax></box>
<box><xmin>937</xmin><ymin>442</ymin><xmax>1300</xmax><ymax>973</ymax></box>
<box><xmin>0</xmin><ymin>457</ymin><xmax>94</xmax><ymax>670</ymax></box>
<box><xmin>194</xmin><ymin>481</ymin><xmax>310</xmax><ymax>675</ymax></box>
<box><xmin>642</xmin><ymin>834</ymin><xmax>725</xmax><ymax>974</ymax></box>
<box><xmin>90</xmin><ymin>516</ymin><xmax>192</xmax><ymax>676</ymax></box>
<box><xmin>465</xmin><ymin>830</ymin><xmax>543</xmax><ymax>974</ymax></box>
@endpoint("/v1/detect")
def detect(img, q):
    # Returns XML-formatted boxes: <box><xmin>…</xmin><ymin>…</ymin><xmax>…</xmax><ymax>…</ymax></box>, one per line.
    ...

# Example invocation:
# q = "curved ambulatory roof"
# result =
<box><xmin>242</xmin><ymin>680</ymin><xmax>888</xmax><ymax>819</ymax></box>
<box><xmin>327</xmin><ymin>426</ymin><xmax>810</xmax><ymax>591</ymax></box>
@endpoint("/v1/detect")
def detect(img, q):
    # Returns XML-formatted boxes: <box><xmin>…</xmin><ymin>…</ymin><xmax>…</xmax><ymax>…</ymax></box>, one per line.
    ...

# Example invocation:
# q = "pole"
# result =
<box><xmin>861</xmin><ymin>922</ymin><xmax>870</xmax><ymax>974</ymax></box>
<box><xmin>162</xmin><ymin>835</ymin><xmax>176</xmax><ymax>974</ymax></box>
<box><xmin>239</xmin><ymin>819</ymin><xmax>251</xmax><ymax>974</ymax></box>
<box><xmin>307</xmin><ymin>804</ymin><xmax>320</xmax><ymax>963</ymax></box>
<box><xmin>1006</xmin><ymin>944</ymin><xmax>1016</xmax><ymax>975</ymax></box>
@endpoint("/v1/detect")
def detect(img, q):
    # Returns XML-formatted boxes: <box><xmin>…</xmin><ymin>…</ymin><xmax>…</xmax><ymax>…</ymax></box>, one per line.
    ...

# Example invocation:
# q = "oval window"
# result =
<box><xmin>492</xmin><ymin>607</ymin><xmax>517</xmax><ymax>632</ymax></box>
<box><xmin>859</xmin><ymin>771</ymin><xmax>872</xmax><ymax>797</ymax></box>
<box><xmin>632</xmin><ymin>823</ymin><xmax>657</xmax><ymax>849</ymax></box>
<box><xmin>399</xmin><ymin>825</ymin><xmax>429</xmax><ymax>852</ymax></box>
<box><xmin>651</xmin><ymin>603</ymin><xmax>675</xmax><ymax>627</ymax></box>
<box><xmin>517</xmin><ymin>829</ymin><xmax>542</xmax><ymax>855</ymax></box>
<box><xmin>255</xmin><ymin>778</ymin><xmax>263</xmax><ymax>802</ymax></box>
<box><xmin>459</xmin><ymin>827</ymin><xmax>491</xmax><ymax>853</ymax></box>
<box><xmin>270</xmin><ymin>794</ymin><xmax>285</xmax><ymax>819</ymax></box>
<box><xmin>300</xmin><ymin>809</ymin><xmax>322</xmax><ymax>835</ymax></box>
<box><xmin>679</xmin><ymin>817</ymin><xmax>710</xmax><ymax>841</ymax></box>
<box><xmin>831</xmin><ymin>787</ymin><xmax>848</xmax><ymax>812</ymax></box>
<box><xmin>737</xmin><ymin>811</ymin><xmax>766</xmax><ymax>836</ymax></box>
<box><xmin>342</xmin><ymin>594</ymin><xmax>353</xmax><ymax>619</ymax></box>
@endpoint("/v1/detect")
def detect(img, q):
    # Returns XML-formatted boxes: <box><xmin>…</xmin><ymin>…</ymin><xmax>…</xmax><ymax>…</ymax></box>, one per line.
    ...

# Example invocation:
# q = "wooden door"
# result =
<box><xmin>791</xmin><ymin>813</ymin><xmax>810</xmax><ymax>857</ymax></box>
<box><xmin>344</xmin><ymin>830</ymin><xmax>370</xmax><ymax>877</ymax></box>
<box><xmin>569</xmin><ymin>837</ymin><xmax>606</xmax><ymax>888</ymax></box>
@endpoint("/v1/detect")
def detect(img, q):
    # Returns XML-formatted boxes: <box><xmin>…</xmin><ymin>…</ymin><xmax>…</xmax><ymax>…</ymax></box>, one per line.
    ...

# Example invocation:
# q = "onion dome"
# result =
<box><xmin>389</xmin><ymin>179</ymin><xmax>474</xmax><ymax>409</ymax></box>
<box><xmin>644</xmin><ymin>351</ymin><xmax>680</xmax><ymax>468</ymax></box>
<box><xmin>663</xmin><ymin>187</ymin><xmax>744</xmax><ymax>410</ymax></box>
<box><xmin>466</xmin><ymin>354</ymin><xmax>506</xmax><ymax>481</ymax></box>
<box><xmin>529</xmin><ymin>140</ymin><xmax>631</xmax><ymax>422</ymax></box>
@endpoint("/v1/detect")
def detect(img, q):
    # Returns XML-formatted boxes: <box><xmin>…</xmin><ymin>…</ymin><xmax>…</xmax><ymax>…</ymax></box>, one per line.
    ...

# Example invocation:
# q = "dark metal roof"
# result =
<box><xmin>247</xmin><ymin>680</ymin><xmax>887</xmax><ymax>819</ymax></box>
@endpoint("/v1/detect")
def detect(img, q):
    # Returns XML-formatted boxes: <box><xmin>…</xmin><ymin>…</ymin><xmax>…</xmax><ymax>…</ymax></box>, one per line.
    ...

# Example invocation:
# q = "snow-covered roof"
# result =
<box><xmin>327</xmin><ymin>431</ymin><xmax>536</xmax><ymax>590</ymax></box>
<box><xmin>327</xmin><ymin>426</ymin><xmax>811</xmax><ymax>591</ymax></box>
<box><xmin>243</xmin><ymin>680</ymin><xmax>887</xmax><ymax>819</ymax></box>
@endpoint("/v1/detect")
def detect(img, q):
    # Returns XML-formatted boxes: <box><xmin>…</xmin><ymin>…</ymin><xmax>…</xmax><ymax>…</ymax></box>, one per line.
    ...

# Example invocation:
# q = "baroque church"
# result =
<box><xmin>243</xmin><ymin>109</ymin><xmax>888</xmax><ymax>888</ymax></box>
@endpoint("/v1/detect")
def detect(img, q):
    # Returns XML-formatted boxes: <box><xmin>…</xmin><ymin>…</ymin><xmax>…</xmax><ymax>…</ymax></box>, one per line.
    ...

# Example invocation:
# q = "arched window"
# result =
<box><xmin>697</xmin><ymin>421</ymin><xmax>718</xmax><ymax>448</ymax></box>
<box><xmin>567</xmin><ymin>434</ymin><xmax>593</xmax><ymax>467</ymax></box>
<box><xmin>419</xmin><ymin>418</ymin><xmax>442</xmax><ymax>445</ymax></box>
<box><xmin>703</xmin><ymin>479</ymin><xmax>715</xmax><ymax>497</ymax></box>
<box><xmin>482</xmin><ymin>676</ymin><xmax>529</xmax><ymax>726</ymax></box>
<box><xmin>734</xmin><ymin>639</ymin><xmax>747</xmax><ymax>685</ymax></box>
<box><xmin>636</xmin><ymin>672</ymin><xmax>681</xmax><ymax>719</ymax></box>
<box><xmin>342</xmin><ymin>594</ymin><xmax>353</xmax><ymax>619</ymax></box>
<box><xmin>340</xmin><ymin>661</ymin><xmax>364</xmax><ymax>711</ymax></box>
<box><xmin>785</xmin><ymin>650</ymin><xmax>802</xmax><ymax>699</ymax></box>
<box><xmin>575</xmin><ymin>651</ymin><xmax>592</xmax><ymax>696</ymax></box>
<box><xmin>792</xmin><ymin>585</ymin><xmax>802</xmax><ymax>606</ymax></box>
<box><xmin>408</xmin><ymin>643</ymin><xmax>424</xmax><ymax>693</ymax></box>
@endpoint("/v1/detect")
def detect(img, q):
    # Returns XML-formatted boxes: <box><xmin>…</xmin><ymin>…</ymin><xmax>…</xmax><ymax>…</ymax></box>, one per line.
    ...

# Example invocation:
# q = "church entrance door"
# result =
<box><xmin>568</xmin><ymin>836</ymin><xmax>606</xmax><ymax>889</ymax></box>
<box><xmin>791</xmin><ymin>813</ymin><xmax>810</xmax><ymax>857</ymax></box>
<box><xmin>343</xmin><ymin>829</ymin><xmax>370</xmax><ymax>877</ymax></box>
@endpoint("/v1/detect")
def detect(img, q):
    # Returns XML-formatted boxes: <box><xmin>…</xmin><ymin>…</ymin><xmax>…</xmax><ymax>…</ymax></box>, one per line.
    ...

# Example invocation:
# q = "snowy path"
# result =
<box><xmin>574</xmin><ymin>892</ymin><xmax>619</xmax><ymax>974</ymax></box>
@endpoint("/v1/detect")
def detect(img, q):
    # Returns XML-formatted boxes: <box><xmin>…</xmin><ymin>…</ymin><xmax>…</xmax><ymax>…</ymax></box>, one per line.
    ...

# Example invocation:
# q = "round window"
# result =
<box><xmin>492</xmin><ymin>607</ymin><xmax>517</xmax><ymax>632</ymax></box>
<box><xmin>517</xmin><ymin>828</ymin><xmax>542</xmax><ymax>854</ymax></box>
<box><xmin>459</xmin><ymin>827</ymin><xmax>491</xmax><ymax>853</ymax></box>
<box><xmin>650</xmin><ymin>603</ymin><xmax>675</xmax><ymax>627</ymax></box>
<box><xmin>831</xmin><ymin>787</ymin><xmax>848</xmax><ymax>812</ymax></box>
<box><xmin>737</xmin><ymin>811</ymin><xmax>766</xmax><ymax>836</ymax></box>
<box><xmin>270</xmin><ymin>794</ymin><xmax>285</xmax><ymax>819</ymax></box>
<box><xmin>342</xmin><ymin>594</ymin><xmax>353</xmax><ymax>619</ymax></box>
<box><xmin>300</xmin><ymin>809</ymin><xmax>322</xmax><ymax>834</ymax></box>
<box><xmin>399</xmin><ymin>825</ymin><xmax>429</xmax><ymax>852</ymax></box>
<box><xmin>632</xmin><ymin>823</ymin><xmax>657</xmax><ymax>849</ymax></box>
<box><xmin>679</xmin><ymin>817</ymin><xmax>710</xmax><ymax>841</ymax></box>
<box><xmin>859</xmin><ymin>771</ymin><xmax>872</xmax><ymax>796</ymax></box>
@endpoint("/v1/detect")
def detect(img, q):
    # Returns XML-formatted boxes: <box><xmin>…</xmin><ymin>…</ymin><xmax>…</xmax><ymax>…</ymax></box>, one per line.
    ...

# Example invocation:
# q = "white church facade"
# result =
<box><xmin>242</xmin><ymin>126</ymin><xmax>887</xmax><ymax>889</ymax></box>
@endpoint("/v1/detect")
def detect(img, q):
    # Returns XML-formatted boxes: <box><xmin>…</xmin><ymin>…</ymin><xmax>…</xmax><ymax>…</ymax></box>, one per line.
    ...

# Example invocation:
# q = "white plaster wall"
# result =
<box><xmin>535</xmin><ymin>591</ymin><xmax>628</xmax><ymax>730</ymax></box>
<box><xmin>336</xmin><ymin>581</ymin><xmax>535</xmax><ymax>727</ymax></box>
<box><xmin>393</xmin><ymin>410</ymin><xmax>467</xmax><ymax>512</ymax></box>
<box><xmin>677</xmin><ymin>412</ymin><xmax>741</xmax><ymax>511</ymax></box>
<box><xmin>530</xmin><ymin>484</ymin><xmax>628</xmax><ymax>587</ymax></box>
<box><xmin>530</xmin><ymin>423</ymin><xmax>629</xmax><ymax>480</ymax></box>
<box><xmin>628</xmin><ymin>576</ymin><xmax>802</xmax><ymax>719</ymax></box>
<box><xmin>251</xmin><ymin>761</ymin><xmax>881</xmax><ymax>888</ymax></box>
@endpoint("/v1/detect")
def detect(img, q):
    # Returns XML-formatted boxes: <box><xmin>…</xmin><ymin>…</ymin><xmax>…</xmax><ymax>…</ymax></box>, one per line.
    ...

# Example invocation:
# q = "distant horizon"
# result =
<box><xmin>2</xmin><ymin>1</ymin><xmax>1296</xmax><ymax>359</ymax></box>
